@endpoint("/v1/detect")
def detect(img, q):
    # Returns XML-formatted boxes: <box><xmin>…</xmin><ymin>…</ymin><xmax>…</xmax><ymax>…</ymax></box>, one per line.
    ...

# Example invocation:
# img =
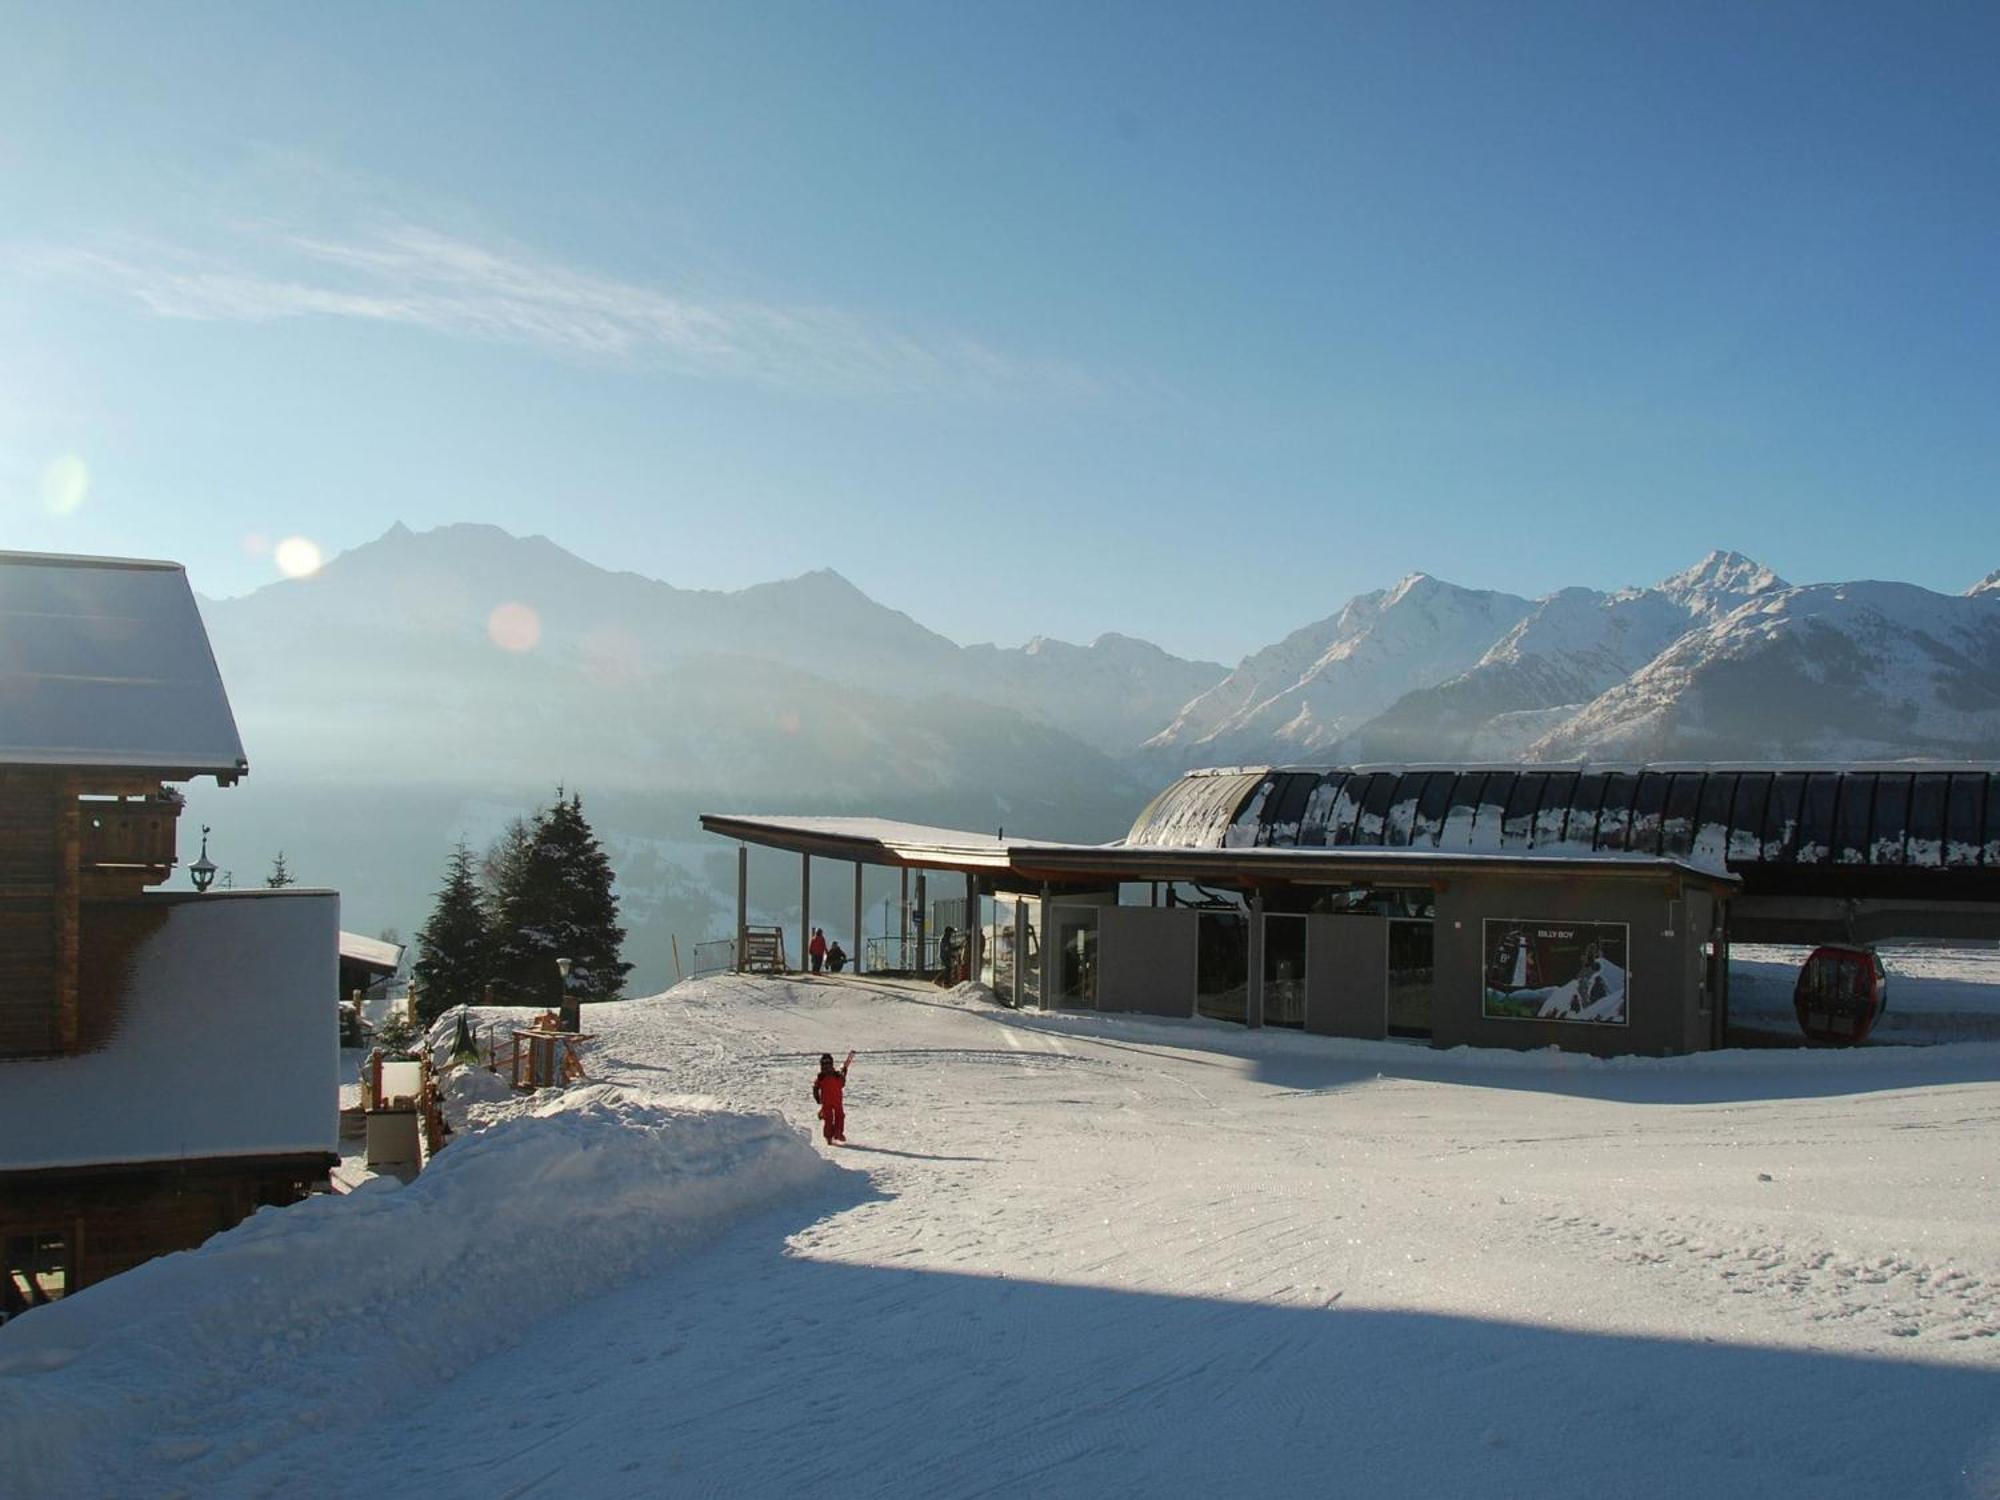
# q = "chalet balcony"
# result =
<box><xmin>80</xmin><ymin>798</ymin><xmax>181</xmax><ymax>882</ymax></box>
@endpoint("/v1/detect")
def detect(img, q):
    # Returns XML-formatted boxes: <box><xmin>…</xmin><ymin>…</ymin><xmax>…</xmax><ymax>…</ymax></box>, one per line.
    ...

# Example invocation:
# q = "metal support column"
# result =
<box><xmin>965</xmin><ymin>869</ymin><xmax>979</xmax><ymax>984</ymax></box>
<box><xmin>1039</xmin><ymin>882</ymin><xmax>1054</xmax><ymax>1011</ymax></box>
<box><xmin>899</xmin><ymin>868</ymin><xmax>909</xmax><ymax>970</ymax></box>
<box><xmin>735</xmin><ymin>845</ymin><xmax>748</xmax><ymax>973</ymax></box>
<box><xmin>853</xmin><ymin>862</ymin><xmax>864</xmax><ymax>977</ymax></box>
<box><xmin>1013</xmin><ymin>898</ymin><xmax>1028</xmax><ymax>1008</ymax></box>
<box><xmin>1246</xmin><ymin>890</ymin><xmax>1265</xmax><ymax>1028</ymax></box>
<box><xmin>800</xmin><ymin>853</ymin><xmax>811</xmax><ymax>976</ymax></box>
<box><xmin>914</xmin><ymin>871</ymin><xmax>928</xmax><ymax>977</ymax></box>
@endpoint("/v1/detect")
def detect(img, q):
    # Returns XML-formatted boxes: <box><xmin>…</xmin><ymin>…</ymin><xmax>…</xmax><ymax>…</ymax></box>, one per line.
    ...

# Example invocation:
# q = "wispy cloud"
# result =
<box><xmin>17</xmin><ymin>223</ymin><xmax>1101</xmax><ymax>400</ymax></box>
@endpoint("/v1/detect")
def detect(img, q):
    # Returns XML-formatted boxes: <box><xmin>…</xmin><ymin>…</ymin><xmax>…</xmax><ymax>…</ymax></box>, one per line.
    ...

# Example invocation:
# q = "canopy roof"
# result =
<box><xmin>339</xmin><ymin>931</ymin><xmax>404</xmax><ymax>973</ymax></box>
<box><xmin>698</xmin><ymin>811</ymin><xmax>1737</xmax><ymax>891</ymax></box>
<box><xmin>0</xmin><ymin>551</ymin><xmax>247</xmax><ymax>781</ymax></box>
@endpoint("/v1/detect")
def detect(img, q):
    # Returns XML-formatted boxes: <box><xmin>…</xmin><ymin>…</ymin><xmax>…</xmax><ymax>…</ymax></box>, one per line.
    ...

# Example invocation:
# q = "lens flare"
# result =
<box><xmin>274</xmin><ymin>536</ymin><xmax>323</xmax><ymax>578</ymax></box>
<box><xmin>487</xmin><ymin>601</ymin><xmax>542</xmax><ymax>652</ymax></box>
<box><xmin>241</xmin><ymin>532</ymin><xmax>272</xmax><ymax>557</ymax></box>
<box><xmin>41</xmin><ymin>455</ymin><xmax>88</xmax><ymax>516</ymax></box>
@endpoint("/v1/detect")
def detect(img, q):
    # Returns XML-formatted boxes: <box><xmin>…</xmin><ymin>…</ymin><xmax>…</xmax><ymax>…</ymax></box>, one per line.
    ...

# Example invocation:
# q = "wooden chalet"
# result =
<box><xmin>0</xmin><ymin>551</ymin><xmax>338</xmax><ymax>1323</ymax></box>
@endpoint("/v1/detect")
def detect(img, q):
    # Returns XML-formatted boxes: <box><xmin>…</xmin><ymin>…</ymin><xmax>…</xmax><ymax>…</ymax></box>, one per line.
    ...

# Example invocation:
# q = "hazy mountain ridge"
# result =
<box><xmin>192</xmin><ymin>525</ymin><xmax>2000</xmax><ymax>988</ymax></box>
<box><xmin>1146</xmin><ymin>574</ymin><xmax>1537</xmax><ymax>763</ymax></box>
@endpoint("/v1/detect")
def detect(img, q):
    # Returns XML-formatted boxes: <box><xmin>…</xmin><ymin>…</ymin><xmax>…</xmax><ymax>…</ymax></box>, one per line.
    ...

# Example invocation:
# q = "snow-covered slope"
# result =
<box><xmin>1531</xmin><ymin>581</ymin><xmax>2000</xmax><ymax>761</ymax></box>
<box><xmin>1147</xmin><ymin>574</ymin><xmax>1535</xmax><ymax>761</ymax></box>
<box><xmin>1343</xmin><ymin>552</ymin><xmax>1787</xmax><ymax>759</ymax></box>
<box><xmin>962</xmin><ymin>631</ymin><xmax>1226</xmax><ymax>754</ymax></box>
<box><xmin>12</xmin><ymin>976</ymin><xmax>2000</xmax><ymax>1497</ymax></box>
<box><xmin>1969</xmin><ymin>569</ymin><xmax>2000</xmax><ymax>598</ymax></box>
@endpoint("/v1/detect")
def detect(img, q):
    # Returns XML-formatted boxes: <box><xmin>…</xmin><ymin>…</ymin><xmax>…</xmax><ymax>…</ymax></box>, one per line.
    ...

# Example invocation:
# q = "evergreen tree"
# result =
<box><xmin>412</xmin><ymin>842</ymin><xmax>491</xmax><ymax>1025</ymax></box>
<box><xmin>266</xmin><ymin>851</ymin><xmax>294</xmax><ymax>889</ymax></box>
<box><xmin>491</xmin><ymin>791</ymin><xmax>631</xmax><ymax>1003</ymax></box>
<box><xmin>481</xmin><ymin>814</ymin><xmax>535</xmax><ymax>912</ymax></box>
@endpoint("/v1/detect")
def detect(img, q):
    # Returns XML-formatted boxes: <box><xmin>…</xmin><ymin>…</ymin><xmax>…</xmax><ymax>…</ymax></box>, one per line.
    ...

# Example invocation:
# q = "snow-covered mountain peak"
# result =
<box><xmin>1656</xmin><ymin>550</ymin><xmax>1786</xmax><ymax>613</ymax></box>
<box><xmin>1968</xmin><ymin>569</ymin><xmax>2000</xmax><ymax>598</ymax></box>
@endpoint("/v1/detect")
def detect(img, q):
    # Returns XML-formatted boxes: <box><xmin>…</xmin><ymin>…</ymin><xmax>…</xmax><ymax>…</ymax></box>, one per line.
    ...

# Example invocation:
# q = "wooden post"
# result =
<box><xmin>853</xmin><ymin>862</ymin><xmax>864</xmax><ymax>976</ymax></box>
<box><xmin>800</xmin><ymin>853</ymin><xmax>811</xmax><ymax>976</ymax></box>
<box><xmin>735</xmin><ymin>845</ymin><xmax>748</xmax><ymax>973</ymax></box>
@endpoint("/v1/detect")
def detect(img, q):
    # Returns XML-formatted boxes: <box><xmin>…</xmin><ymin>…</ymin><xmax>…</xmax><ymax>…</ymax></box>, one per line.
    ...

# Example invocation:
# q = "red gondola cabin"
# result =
<box><xmin>1793</xmin><ymin>945</ymin><xmax>1887</xmax><ymax>1044</ymax></box>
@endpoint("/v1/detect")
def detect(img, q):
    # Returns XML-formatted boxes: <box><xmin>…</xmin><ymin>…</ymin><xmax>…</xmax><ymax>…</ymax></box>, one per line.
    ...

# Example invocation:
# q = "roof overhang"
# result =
<box><xmin>701</xmin><ymin>813</ymin><xmax>1738</xmax><ymax>893</ymax></box>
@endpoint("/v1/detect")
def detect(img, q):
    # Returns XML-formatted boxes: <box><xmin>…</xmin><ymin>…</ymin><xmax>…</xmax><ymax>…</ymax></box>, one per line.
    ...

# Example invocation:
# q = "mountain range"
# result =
<box><xmin>187</xmin><ymin>523</ymin><xmax>2000</xmax><ymax>989</ymax></box>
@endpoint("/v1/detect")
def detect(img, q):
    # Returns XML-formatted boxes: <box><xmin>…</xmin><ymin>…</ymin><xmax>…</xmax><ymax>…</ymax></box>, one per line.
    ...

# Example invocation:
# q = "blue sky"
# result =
<box><xmin>2</xmin><ymin>1</ymin><xmax>1996</xmax><ymax>661</ymax></box>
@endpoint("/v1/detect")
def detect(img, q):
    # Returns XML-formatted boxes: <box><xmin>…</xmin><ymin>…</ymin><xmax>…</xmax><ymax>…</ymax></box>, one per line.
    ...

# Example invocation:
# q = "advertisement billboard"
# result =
<box><xmin>1482</xmin><ymin>919</ymin><xmax>1629</xmax><ymax>1025</ymax></box>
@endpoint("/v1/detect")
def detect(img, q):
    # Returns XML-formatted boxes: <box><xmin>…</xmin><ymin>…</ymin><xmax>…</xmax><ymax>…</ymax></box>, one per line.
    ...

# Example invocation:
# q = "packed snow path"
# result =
<box><xmin>255</xmin><ymin>978</ymin><xmax>1998</xmax><ymax>1496</ymax></box>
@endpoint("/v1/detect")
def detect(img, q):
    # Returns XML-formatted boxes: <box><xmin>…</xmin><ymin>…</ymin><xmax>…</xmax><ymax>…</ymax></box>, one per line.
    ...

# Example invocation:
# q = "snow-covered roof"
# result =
<box><xmin>339</xmin><ymin>931</ymin><xmax>403</xmax><ymax>972</ymax></box>
<box><xmin>0</xmin><ymin>891</ymin><xmax>339</xmax><ymax>1172</ymax></box>
<box><xmin>699</xmin><ymin>814</ymin><xmax>1033</xmax><ymax>869</ymax></box>
<box><xmin>0</xmin><ymin>551</ymin><xmax>248</xmax><ymax>780</ymax></box>
<box><xmin>700</xmin><ymin>810</ymin><xmax>1736</xmax><ymax>888</ymax></box>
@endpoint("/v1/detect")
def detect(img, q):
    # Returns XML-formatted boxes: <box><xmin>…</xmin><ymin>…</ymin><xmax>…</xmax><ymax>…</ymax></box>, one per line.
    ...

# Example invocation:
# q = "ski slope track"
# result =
<box><xmin>7</xmin><ymin>973</ymin><xmax>2000</xmax><ymax>1497</ymax></box>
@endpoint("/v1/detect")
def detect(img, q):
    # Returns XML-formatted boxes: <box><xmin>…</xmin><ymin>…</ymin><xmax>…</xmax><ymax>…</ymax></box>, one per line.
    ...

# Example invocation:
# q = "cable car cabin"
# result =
<box><xmin>1794</xmin><ymin>945</ymin><xmax>1887</xmax><ymax>1044</ymax></box>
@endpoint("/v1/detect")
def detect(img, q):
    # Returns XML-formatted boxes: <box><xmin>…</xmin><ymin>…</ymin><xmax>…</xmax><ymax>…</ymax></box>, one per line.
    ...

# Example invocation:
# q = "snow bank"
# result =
<box><xmin>0</xmin><ymin>1087</ymin><xmax>836</xmax><ymax>1498</ymax></box>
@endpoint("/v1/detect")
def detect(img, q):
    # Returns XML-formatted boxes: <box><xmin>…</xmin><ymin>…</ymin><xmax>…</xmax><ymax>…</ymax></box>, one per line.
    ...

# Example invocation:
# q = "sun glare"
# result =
<box><xmin>40</xmin><ymin>455</ymin><xmax>88</xmax><ymax>516</ymax></box>
<box><xmin>274</xmin><ymin>536</ymin><xmax>323</xmax><ymax>578</ymax></box>
<box><xmin>487</xmin><ymin>601</ymin><xmax>542</xmax><ymax>652</ymax></box>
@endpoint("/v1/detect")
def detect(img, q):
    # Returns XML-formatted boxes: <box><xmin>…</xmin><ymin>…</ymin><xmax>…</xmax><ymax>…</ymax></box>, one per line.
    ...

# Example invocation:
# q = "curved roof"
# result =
<box><xmin>1132</xmin><ymin>764</ymin><xmax>2000</xmax><ymax>877</ymax></box>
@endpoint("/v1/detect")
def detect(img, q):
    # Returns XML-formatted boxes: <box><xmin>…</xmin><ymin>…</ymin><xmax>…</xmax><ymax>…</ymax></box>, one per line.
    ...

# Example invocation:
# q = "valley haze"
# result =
<box><xmin>188</xmin><ymin>522</ymin><xmax>2000</xmax><ymax>992</ymax></box>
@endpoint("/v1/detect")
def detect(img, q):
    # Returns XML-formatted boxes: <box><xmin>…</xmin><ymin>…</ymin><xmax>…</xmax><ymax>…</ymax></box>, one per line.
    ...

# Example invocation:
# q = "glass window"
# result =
<box><xmin>1411</xmin><ymin>771</ymin><xmax>1457</xmax><ymax>848</ymax></box>
<box><xmin>1832</xmin><ymin>774</ymin><xmax>1876</xmax><ymax>864</ymax></box>
<box><xmin>989</xmin><ymin>895</ymin><xmax>1016</xmax><ymax>999</ymax></box>
<box><xmin>1437</xmin><ymin>772</ymin><xmax>1487</xmax><ymax>849</ymax></box>
<box><xmin>1502</xmin><ymin>773</ymin><xmax>1547</xmax><ymax>848</ymax></box>
<box><xmin>1795</xmin><ymin>773</ymin><xmax>1840</xmax><ymax>864</ymax></box>
<box><xmin>1869</xmin><ymin>775</ymin><xmax>1912</xmax><ymax>865</ymax></box>
<box><xmin>2</xmin><ymin>1232</ymin><xmax>70</xmax><ymax>1322</ymax></box>
<box><xmin>1355</xmin><ymin>774</ymin><xmax>1399</xmax><ymax>845</ymax></box>
<box><xmin>1562</xmin><ymin>773</ymin><xmax>1608</xmax><ymax>847</ymax></box>
<box><xmin>1196</xmin><ymin>910</ymin><xmax>1249</xmax><ymax>1023</ymax></box>
<box><xmin>1627</xmin><ymin>773</ymin><xmax>1671</xmax><ymax>855</ymax></box>
<box><xmin>1472</xmin><ymin>772</ymin><xmax>1516</xmax><ymax>851</ymax></box>
<box><xmin>1728</xmin><ymin>773</ymin><xmax>1773</xmax><ymax>863</ymax></box>
<box><xmin>1050</xmin><ymin>905</ymin><xmax>1099</xmax><ymax>1008</ymax></box>
<box><xmin>1692</xmin><ymin>772</ymin><xmax>1737</xmax><ymax>864</ymax></box>
<box><xmin>1763</xmin><ymin>772</ymin><xmax>1808</xmax><ymax>861</ymax></box>
<box><xmin>1261</xmin><ymin>774</ymin><xmax>1318</xmax><ymax>848</ymax></box>
<box><xmin>1387</xmin><ymin>920</ymin><xmax>1435</xmax><ymax>1038</ymax></box>
<box><xmin>1263</xmin><ymin>914</ymin><xmax>1307</xmax><ymax>1028</ymax></box>
<box><xmin>1985</xmin><ymin>773</ymin><xmax>2000</xmax><ymax>866</ymax></box>
<box><xmin>1297</xmin><ymin>772</ymin><xmax>1349</xmax><ymax>847</ymax></box>
<box><xmin>1325</xmin><ymin>774</ymin><xmax>1370</xmax><ymax>846</ymax></box>
<box><xmin>1907</xmin><ymin>772</ymin><xmax>1949</xmax><ymax>864</ymax></box>
<box><xmin>1018</xmin><ymin>899</ymin><xmax>1042</xmax><ymax>1006</ymax></box>
<box><xmin>1947</xmin><ymin>774</ymin><xmax>1987</xmax><ymax>867</ymax></box>
<box><xmin>1532</xmin><ymin>772</ymin><xmax>1579</xmax><ymax>848</ymax></box>
<box><xmin>1661</xmin><ymin>773</ymin><xmax>1705</xmax><ymax>859</ymax></box>
<box><xmin>1383</xmin><ymin>773</ymin><xmax>1427</xmax><ymax>847</ymax></box>
<box><xmin>1595</xmin><ymin>773</ymin><xmax>1638</xmax><ymax>851</ymax></box>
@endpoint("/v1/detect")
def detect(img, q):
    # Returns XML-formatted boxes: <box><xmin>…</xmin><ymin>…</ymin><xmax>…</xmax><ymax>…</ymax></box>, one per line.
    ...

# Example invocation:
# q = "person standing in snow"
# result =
<box><xmin>813</xmin><ymin>1050</ymin><xmax>853</xmax><ymax>1143</ymax></box>
<box><xmin>808</xmin><ymin>927</ymin><xmax>827</xmax><ymax>974</ymax></box>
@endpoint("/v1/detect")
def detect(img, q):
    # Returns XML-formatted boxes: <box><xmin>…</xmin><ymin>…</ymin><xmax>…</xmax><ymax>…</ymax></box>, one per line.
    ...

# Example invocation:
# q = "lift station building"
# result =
<box><xmin>703</xmin><ymin>763</ymin><xmax>2000</xmax><ymax>1057</ymax></box>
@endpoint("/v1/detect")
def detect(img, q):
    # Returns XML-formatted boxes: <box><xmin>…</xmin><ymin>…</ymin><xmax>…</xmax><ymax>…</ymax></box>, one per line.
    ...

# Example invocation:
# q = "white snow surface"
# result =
<box><xmin>0</xmin><ymin>1082</ymin><xmax>831</xmax><ymax>1498</ymax></box>
<box><xmin>7</xmin><ymin>971</ymin><xmax>2000</xmax><ymax>1497</ymax></box>
<box><xmin>0</xmin><ymin>892</ymin><xmax>338</xmax><ymax>1171</ymax></box>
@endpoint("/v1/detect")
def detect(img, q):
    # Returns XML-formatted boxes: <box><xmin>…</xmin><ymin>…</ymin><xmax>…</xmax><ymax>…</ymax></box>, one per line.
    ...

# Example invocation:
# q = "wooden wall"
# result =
<box><xmin>0</xmin><ymin>772</ymin><xmax>64</xmax><ymax>1056</ymax></box>
<box><xmin>0</xmin><ymin>1154</ymin><xmax>334</xmax><ymax>1295</ymax></box>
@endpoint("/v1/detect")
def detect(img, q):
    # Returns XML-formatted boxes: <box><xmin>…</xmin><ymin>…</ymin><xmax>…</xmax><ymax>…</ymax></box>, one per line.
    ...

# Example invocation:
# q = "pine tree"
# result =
<box><xmin>481</xmin><ymin>815</ymin><xmax>535</xmax><ymax>912</ymax></box>
<box><xmin>491</xmin><ymin>791</ymin><xmax>631</xmax><ymax>1003</ymax></box>
<box><xmin>413</xmin><ymin>842</ymin><xmax>491</xmax><ymax>1025</ymax></box>
<box><xmin>266</xmin><ymin>851</ymin><xmax>294</xmax><ymax>889</ymax></box>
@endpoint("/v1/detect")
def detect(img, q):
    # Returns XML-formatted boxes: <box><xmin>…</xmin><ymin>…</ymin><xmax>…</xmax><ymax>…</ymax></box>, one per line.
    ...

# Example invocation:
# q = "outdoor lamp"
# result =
<box><xmin>189</xmin><ymin>825</ymin><xmax>218</xmax><ymax>893</ymax></box>
<box><xmin>556</xmin><ymin>957</ymin><xmax>573</xmax><ymax>981</ymax></box>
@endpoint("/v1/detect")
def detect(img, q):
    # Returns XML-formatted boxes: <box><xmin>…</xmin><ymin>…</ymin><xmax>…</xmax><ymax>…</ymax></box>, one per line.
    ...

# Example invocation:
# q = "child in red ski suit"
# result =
<box><xmin>813</xmin><ymin>1051</ymin><xmax>852</xmax><ymax>1143</ymax></box>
